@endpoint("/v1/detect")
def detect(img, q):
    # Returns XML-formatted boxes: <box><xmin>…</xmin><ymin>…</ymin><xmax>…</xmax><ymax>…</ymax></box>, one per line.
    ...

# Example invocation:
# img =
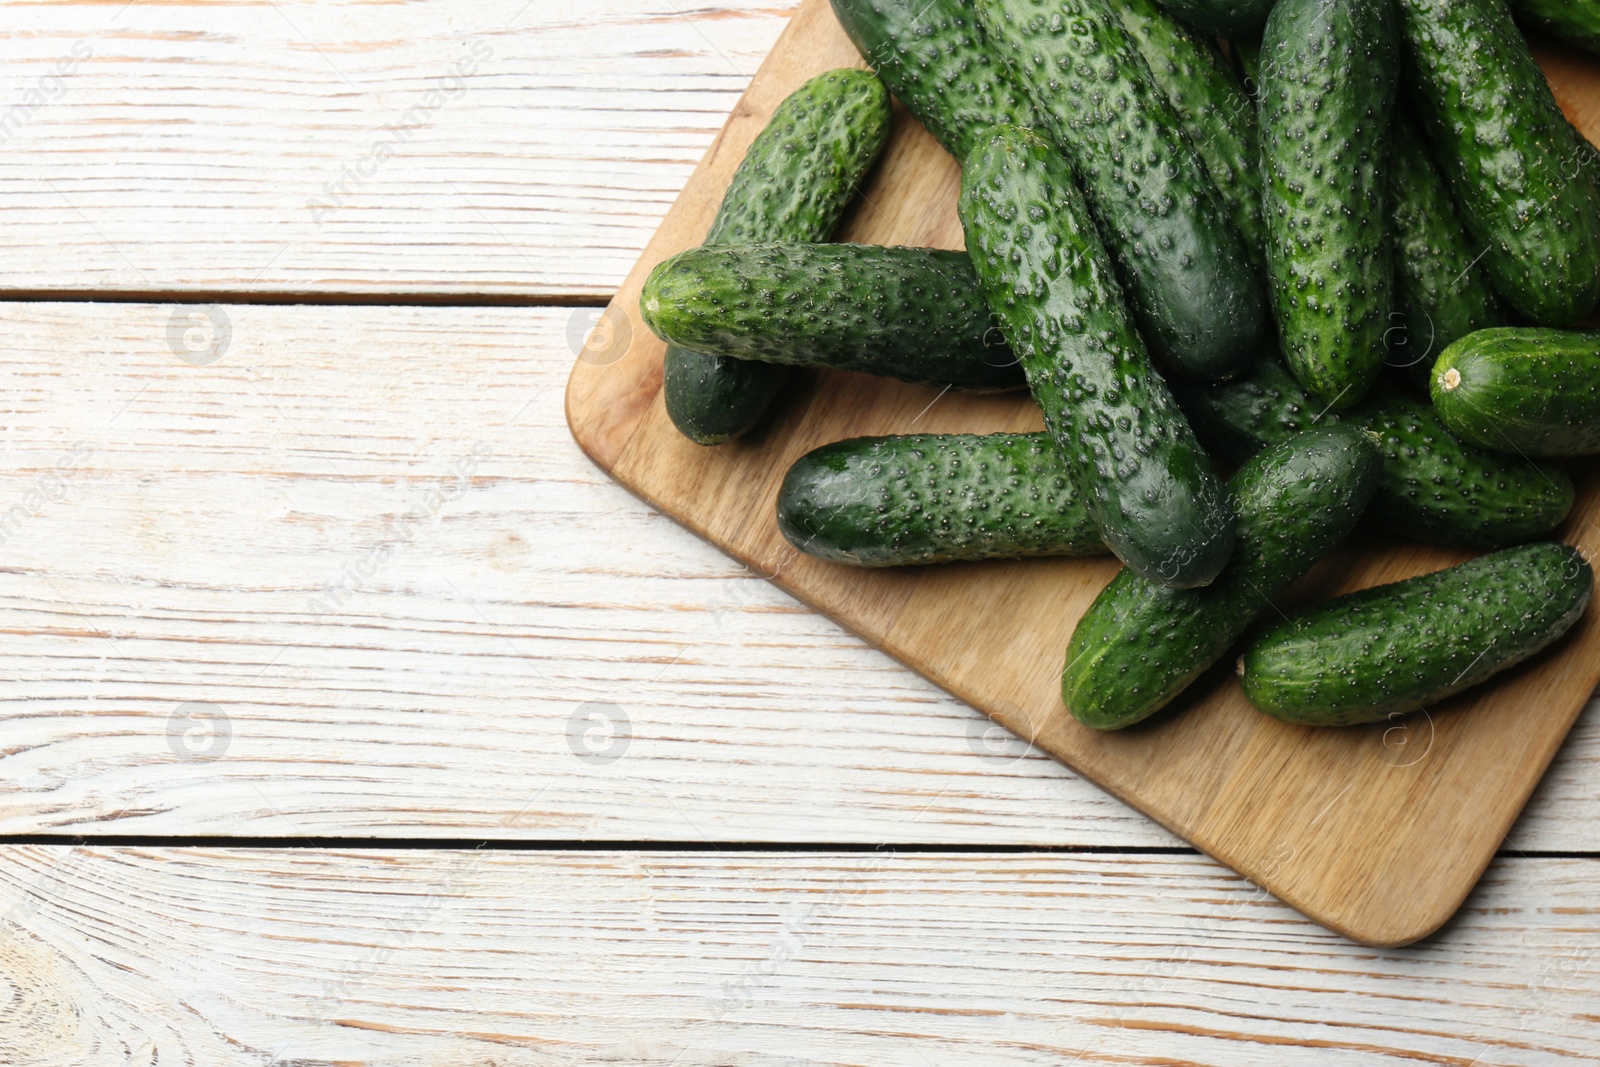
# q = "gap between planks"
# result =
<box><xmin>0</xmin><ymin>837</ymin><xmax>1593</xmax><ymax>860</ymax></box>
<box><xmin>0</xmin><ymin>290</ymin><xmax>613</xmax><ymax>307</ymax></box>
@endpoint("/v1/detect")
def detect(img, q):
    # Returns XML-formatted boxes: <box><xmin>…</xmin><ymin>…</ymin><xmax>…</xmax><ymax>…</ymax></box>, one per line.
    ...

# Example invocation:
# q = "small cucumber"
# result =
<box><xmin>1114</xmin><ymin>0</ymin><xmax>1266</xmax><ymax>269</ymax></box>
<box><xmin>776</xmin><ymin>433</ymin><xmax>1105</xmax><ymax>566</ymax></box>
<box><xmin>1148</xmin><ymin>0</ymin><xmax>1275</xmax><ymax>38</ymax></box>
<box><xmin>1397</xmin><ymin>0</ymin><xmax>1600</xmax><ymax>325</ymax></box>
<box><xmin>1239</xmin><ymin>542</ymin><xmax>1594</xmax><ymax>725</ymax></box>
<box><xmin>829</xmin><ymin>0</ymin><xmax>1039</xmax><ymax>160</ymax></box>
<box><xmin>1064</xmin><ymin>425</ymin><xmax>1383</xmax><ymax>730</ymax></box>
<box><xmin>642</xmin><ymin>243</ymin><xmax>1022</xmax><ymax>390</ymax></box>
<box><xmin>664</xmin><ymin>69</ymin><xmax>891</xmax><ymax>445</ymax></box>
<box><xmin>1258</xmin><ymin>0</ymin><xmax>1398</xmax><ymax>410</ymax></box>
<box><xmin>1432</xmin><ymin>327</ymin><xmax>1600</xmax><ymax>457</ymax></box>
<box><xmin>960</xmin><ymin>125</ymin><xmax>1234</xmax><ymax>589</ymax></box>
<box><xmin>1387</xmin><ymin>111</ymin><xmax>1508</xmax><ymax>390</ymax></box>
<box><xmin>1170</xmin><ymin>355</ymin><xmax>1576</xmax><ymax>548</ymax></box>
<box><xmin>1511</xmin><ymin>0</ymin><xmax>1600</xmax><ymax>53</ymax></box>
<box><xmin>977</xmin><ymin>0</ymin><xmax>1265</xmax><ymax>382</ymax></box>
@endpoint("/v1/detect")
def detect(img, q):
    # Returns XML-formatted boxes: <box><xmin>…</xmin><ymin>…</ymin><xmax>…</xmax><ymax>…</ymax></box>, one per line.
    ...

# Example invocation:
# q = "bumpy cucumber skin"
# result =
<box><xmin>1387</xmin><ymin>112</ymin><xmax>1508</xmax><ymax>390</ymax></box>
<box><xmin>829</xmin><ymin>0</ymin><xmax>1039</xmax><ymax>160</ymax></box>
<box><xmin>1150</xmin><ymin>0</ymin><xmax>1275</xmax><ymax>38</ymax></box>
<box><xmin>977</xmin><ymin>0</ymin><xmax>1264</xmax><ymax>382</ymax></box>
<box><xmin>1115</xmin><ymin>0</ymin><xmax>1266</xmax><ymax>271</ymax></box>
<box><xmin>1240</xmin><ymin>542</ymin><xmax>1594</xmax><ymax>725</ymax></box>
<box><xmin>776</xmin><ymin>433</ymin><xmax>1105</xmax><ymax>566</ymax></box>
<box><xmin>1063</xmin><ymin>426</ymin><xmax>1382</xmax><ymax>731</ymax></box>
<box><xmin>642</xmin><ymin>243</ymin><xmax>1022</xmax><ymax>390</ymax></box>
<box><xmin>1511</xmin><ymin>0</ymin><xmax>1600</xmax><ymax>54</ymax></box>
<box><xmin>1171</xmin><ymin>356</ymin><xmax>1576</xmax><ymax>548</ymax></box>
<box><xmin>1397</xmin><ymin>0</ymin><xmax>1600</xmax><ymax>326</ymax></box>
<box><xmin>960</xmin><ymin>125</ymin><xmax>1235</xmax><ymax>589</ymax></box>
<box><xmin>1432</xmin><ymin>327</ymin><xmax>1600</xmax><ymax>457</ymax></box>
<box><xmin>663</xmin><ymin>69</ymin><xmax>891</xmax><ymax>445</ymax></box>
<box><xmin>1258</xmin><ymin>0</ymin><xmax>1398</xmax><ymax>411</ymax></box>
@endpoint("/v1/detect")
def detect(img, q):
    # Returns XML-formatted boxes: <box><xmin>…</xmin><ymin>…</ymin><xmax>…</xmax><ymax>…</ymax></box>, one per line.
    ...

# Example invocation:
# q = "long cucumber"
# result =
<box><xmin>643</xmin><ymin>243</ymin><xmax>1022</xmax><ymax>390</ymax></box>
<box><xmin>1257</xmin><ymin>0</ymin><xmax>1399</xmax><ymax>410</ymax></box>
<box><xmin>1239</xmin><ymin>542</ymin><xmax>1594</xmax><ymax>724</ymax></box>
<box><xmin>960</xmin><ymin>125</ymin><xmax>1234</xmax><ymax>589</ymax></box>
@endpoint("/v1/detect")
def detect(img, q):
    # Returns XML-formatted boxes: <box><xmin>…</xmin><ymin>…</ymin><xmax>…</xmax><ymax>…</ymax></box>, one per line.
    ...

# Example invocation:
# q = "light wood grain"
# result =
<box><xmin>0</xmin><ymin>298</ymin><xmax>1594</xmax><ymax>856</ymax></box>
<box><xmin>0</xmin><ymin>0</ymin><xmax>790</xmax><ymax>298</ymax></box>
<box><xmin>567</xmin><ymin>0</ymin><xmax>1600</xmax><ymax>946</ymax></box>
<box><xmin>0</xmin><ymin>298</ymin><xmax>1175</xmax><ymax>846</ymax></box>
<box><xmin>0</xmin><ymin>847</ymin><xmax>1596</xmax><ymax>1065</ymax></box>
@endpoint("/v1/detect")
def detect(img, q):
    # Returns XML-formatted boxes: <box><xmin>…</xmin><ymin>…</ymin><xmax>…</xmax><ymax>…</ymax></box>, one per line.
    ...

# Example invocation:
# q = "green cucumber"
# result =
<box><xmin>642</xmin><ymin>243</ymin><xmax>1022</xmax><ymax>390</ymax></box>
<box><xmin>960</xmin><ymin>125</ymin><xmax>1234</xmax><ymax>589</ymax></box>
<box><xmin>977</xmin><ymin>0</ymin><xmax>1264</xmax><ymax>382</ymax></box>
<box><xmin>776</xmin><ymin>433</ymin><xmax>1105</xmax><ymax>566</ymax></box>
<box><xmin>1397</xmin><ymin>0</ymin><xmax>1600</xmax><ymax>325</ymax></box>
<box><xmin>1114</xmin><ymin>0</ymin><xmax>1266</xmax><ymax>269</ymax></box>
<box><xmin>1432</xmin><ymin>327</ymin><xmax>1600</xmax><ymax>456</ymax></box>
<box><xmin>1257</xmin><ymin>0</ymin><xmax>1398</xmax><ymax>410</ymax></box>
<box><xmin>1148</xmin><ymin>0</ymin><xmax>1275</xmax><ymax>39</ymax></box>
<box><xmin>1064</xmin><ymin>425</ymin><xmax>1382</xmax><ymax>730</ymax></box>
<box><xmin>1239</xmin><ymin>542</ymin><xmax>1594</xmax><ymax>725</ymax></box>
<box><xmin>663</xmin><ymin>69</ymin><xmax>891</xmax><ymax>445</ymax></box>
<box><xmin>1170</xmin><ymin>355</ymin><xmax>1576</xmax><ymax>547</ymax></box>
<box><xmin>1511</xmin><ymin>0</ymin><xmax>1600</xmax><ymax>53</ymax></box>
<box><xmin>829</xmin><ymin>0</ymin><xmax>1039</xmax><ymax>160</ymax></box>
<box><xmin>1387</xmin><ymin>112</ymin><xmax>1509</xmax><ymax>389</ymax></box>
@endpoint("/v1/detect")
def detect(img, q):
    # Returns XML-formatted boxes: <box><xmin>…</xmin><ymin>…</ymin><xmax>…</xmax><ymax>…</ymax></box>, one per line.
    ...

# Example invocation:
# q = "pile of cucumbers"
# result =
<box><xmin>637</xmin><ymin>0</ymin><xmax>1600</xmax><ymax>731</ymax></box>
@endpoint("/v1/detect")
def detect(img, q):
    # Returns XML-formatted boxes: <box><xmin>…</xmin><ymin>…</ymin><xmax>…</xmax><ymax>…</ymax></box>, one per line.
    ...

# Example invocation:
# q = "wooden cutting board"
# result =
<box><xmin>567</xmin><ymin>0</ymin><xmax>1600</xmax><ymax>946</ymax></box>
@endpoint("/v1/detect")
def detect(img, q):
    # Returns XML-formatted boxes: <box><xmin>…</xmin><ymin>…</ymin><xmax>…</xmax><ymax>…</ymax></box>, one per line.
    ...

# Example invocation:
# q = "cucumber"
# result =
<box><xmin>1257</xmin><ymin>0</ymin><xmax>1398</xmax><ymax>410</ymax></box>
<box><xmin>1396</xmin><ymin>0</ymin><xmax>1600</xmax><ymax>325</ymax></box>
<box><xmin>1063</xmin><ymin>425</ymin><xmax>1383</xmax><ymax>730</ymax></box>
<box><xmin>829</xmin><ymin>0</ymin><xmax>1038</xmax><ymax>160</ymax></box>
<box><xmin>1170</xmin><ymin>355</ymin><xmax>1576</xmax><ymax>547</ymax></box>
<box><xmin>960</xmin><ymin>125</ymin><xmax>1235</xmax><ymax>589</ymax></box>
<box><xmin>1239</xmin><ymin>542</ymin><xmax>1594</xmax><ymax>725</ymax></box>
<box><xmin>1432</xmin><ymin>327</ymin><xmax>1600</xmax><ymax>457</ymax></box>
<box><xmin>664</xmin><ymin>69</ymin><xmax>891</xmax><ymax>445</ymax></box>
<box><xmin>1387</xmin><ymin>112</ymin><xmax>1509</xmax><ymax>390</ymax></box>
<box><xmin>977</xmin><ymin>0</ymin><xmax>1264</xmax><ymax>382</ymax></box>
<box><xmin>1511</xmin><ymin>0</ymin><xmax>1600</xmax><ymax>53</ymax></box>
<box><xmin>1147</xmin><ymin>0</ymin><xmax>1275</xmax><ymax>39</ymax></box>
<box><xmin>776</xmin><ymin>433</ymin><xmax>1105</xmax><ymax>566</ymax></box>
<box><xmin>1114</xmin><ymin>0</ymin><xmax>1266</xmax><ymax>269</ymax></box>
<box><xmin>642</xmin><ymin>243</ymin><xmax>1022</xmax><ymax>390</ymax></box>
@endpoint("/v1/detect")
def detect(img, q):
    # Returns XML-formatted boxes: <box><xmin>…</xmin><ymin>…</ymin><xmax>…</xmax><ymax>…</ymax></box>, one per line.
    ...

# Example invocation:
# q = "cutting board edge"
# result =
<box><xmin>563</xmin><ymin>0</ymin><xmax>1600</xmax><ymax>949</ymax></box>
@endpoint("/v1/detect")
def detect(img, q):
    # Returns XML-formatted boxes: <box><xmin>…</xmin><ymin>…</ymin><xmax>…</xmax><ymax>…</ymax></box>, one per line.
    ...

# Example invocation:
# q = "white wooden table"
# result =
<box><xmin>0</xmin><ymin>3</ymin><xmax>1595</xmax><ymax>1062</ymax></box>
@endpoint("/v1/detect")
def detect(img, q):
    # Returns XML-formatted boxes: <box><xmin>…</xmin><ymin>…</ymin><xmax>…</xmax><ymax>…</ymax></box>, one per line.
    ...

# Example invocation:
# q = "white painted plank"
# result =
<box><xmin>0</xmin><ymin>0</ymin><xmax>791</xmax><ymax>297</ymax></box>
<box><xmin>0</xmin><ymin>300</ymin><xmax>1592</xmax><ymax>850</ymax></box>
<box><xmin>0</xmin><ymin>847</ymin><xmax>1594</xmax><ymax>1065</ymax></box>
